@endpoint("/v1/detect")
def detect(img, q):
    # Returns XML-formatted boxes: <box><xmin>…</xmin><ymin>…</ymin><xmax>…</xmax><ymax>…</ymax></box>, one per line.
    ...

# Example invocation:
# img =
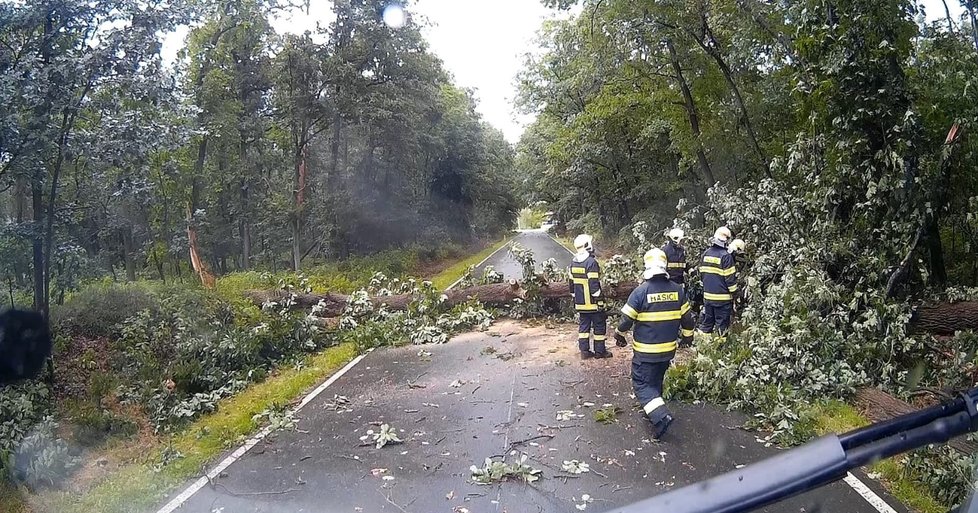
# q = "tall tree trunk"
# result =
<box><xmin>698</xmin><ymin>18</ymin><xmax>772</xmax><ymax>178</ymax></box>
<box><xmin>941</xmin><ymin>0</ymin><xmax>957</xmax><ymax>33</ymax></box>
<box><xmin>31</xmin><ymin>179</ymin><xmax>45</xmax><ymax>315</ymax></box>
<box><xmin>239</xmin><ymin>175</ymin><xmax>251</xmax><ymax>270</ymax></box>
<box><xmin>925</xmin><ymin>215</ymin><xmax>947</xmax><ymax>285</ymax></box>
<box><xmin>122</xmin><ymin>227</ymin><xmax>136</xmax><ymax>282</ymax></box>
<box><xmin>969</xmin><ymin>1</ymin><xmax>978</xmax><ymax>54</ymax></box>
<box><xmin>666</xmin><ymin>39</ymin><xmax>717</xmax><ymax>186</ymax></box>
<box><xmin>292</xmin><ymin>146</ymin><xmax>307</xmax><ymax>271</ymax></box>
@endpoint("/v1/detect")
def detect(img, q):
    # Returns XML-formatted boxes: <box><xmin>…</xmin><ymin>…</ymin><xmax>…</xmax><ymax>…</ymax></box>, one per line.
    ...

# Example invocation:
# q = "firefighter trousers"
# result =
<box><xmin>699</xmin><ymin>301</ymin><xmax>732</xmax><ymax>336</ymax></box>
<box><xmin>577</xmin><ymin>311</ymin><xmax>607</xmax><ymax>353</ymax></box>
<box><xmin>632</xmin><ymin>359</ymin><xmax>671</xmax><ymax>424</ymax></box>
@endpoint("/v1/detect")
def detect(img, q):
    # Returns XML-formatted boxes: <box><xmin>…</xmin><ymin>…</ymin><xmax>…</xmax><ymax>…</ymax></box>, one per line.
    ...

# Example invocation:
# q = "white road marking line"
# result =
<box><xmin>496</xmin><ymin>371</ymin><xmax>519</xmax><ymax>512</ymax></box>
<box><xmin>547</xmin><ymin>232</ymin><xmax>575</xmax><ymax>255</ymax></box>
<box><xmin>445</xmin><ymin>234</ymin><xmax>517</xmax><ymax>291</ymax></box>
<box><xmin>155</xmin><ymin>351</ymin><xmax>370</xmax><ymax>513</ymax></box>
<box><xmin>844</xmin><ymin>472</ymin><xmax>899</xmax><ymax>513</ymax></box>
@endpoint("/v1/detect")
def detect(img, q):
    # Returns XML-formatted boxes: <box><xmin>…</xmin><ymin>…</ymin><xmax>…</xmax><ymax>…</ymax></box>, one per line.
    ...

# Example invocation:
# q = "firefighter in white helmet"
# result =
<box><xmin>614</xmin><ymin>248</ymin><xmax>694</xmax><ymax>438</ymax></box>
<box><xmin>697</xmin><ymin>226</ymin><xmax>738</xmax><ymax>340</ymax></box>
<box><xmin>568</xmin><ymin>234</ymin><xmax>611</xmax><ymax>359</ymax></box>
<box><xmin>662</xmin><ymin>228</ymin><xmax>687</xmax><ymax>286</ymax></box>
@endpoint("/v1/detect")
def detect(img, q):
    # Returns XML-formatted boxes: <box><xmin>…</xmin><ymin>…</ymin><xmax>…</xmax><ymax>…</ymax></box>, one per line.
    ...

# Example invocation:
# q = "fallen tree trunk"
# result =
<box><xmin>856</xmin><ymin>387</ymin><xmax>977</xmax><ymax>454</ymax></box>
<box><xmin>247</xmin><ymin>280</ymin><xmax>536</xmax><ymax>317</ymax></box>
<box><xmin>911</xmin><ymin>302</ymin><xmax>978</xmax><ymax>335</ymax></box>
<box><xmin>248</xmin><ymin>281</ymin><xmax>978</xmax><ymax>335</ymax></box>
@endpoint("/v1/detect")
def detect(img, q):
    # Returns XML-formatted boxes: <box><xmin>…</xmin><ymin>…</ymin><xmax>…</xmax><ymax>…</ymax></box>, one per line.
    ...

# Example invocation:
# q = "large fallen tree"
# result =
<box><xmin>247</xmin><ymin>280</ymin><xmax>978</xmax><ymax>335</ymax></box>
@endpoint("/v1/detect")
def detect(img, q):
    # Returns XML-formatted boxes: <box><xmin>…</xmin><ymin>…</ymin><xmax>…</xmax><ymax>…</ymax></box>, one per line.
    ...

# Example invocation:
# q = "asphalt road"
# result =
<box><xmin>474</xmin><ymin>229</ymin><xmax>573</xmax><ymax>281</ymax></box>
<box><xmin>165</xmin><ymin>320</ymin><xmax>908</xmax><ymax>513</ymax></box>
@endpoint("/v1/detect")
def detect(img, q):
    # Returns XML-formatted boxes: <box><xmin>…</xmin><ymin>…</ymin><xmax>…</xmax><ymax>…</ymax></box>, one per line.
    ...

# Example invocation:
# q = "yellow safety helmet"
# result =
<box><xmin>643</xmin><ymin>248</ymin><xmax>668</xmax><ymax>279</ymax></box>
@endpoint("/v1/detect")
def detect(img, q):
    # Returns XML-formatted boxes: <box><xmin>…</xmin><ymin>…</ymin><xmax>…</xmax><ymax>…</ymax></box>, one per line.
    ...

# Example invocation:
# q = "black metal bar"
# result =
<box><xmin>845</xmin><ymin>410</ymin><xmax>974</xmax><ymax>467</ymax></box>
<box><xmin>612</xmin><ymin>387</ymin><xmax>978</xmax><ymax>513</ymax></box>
<box><xmin>838</xmin><ymin>390</ymin><xmax>974</xmax><ymax>450</ymax></box>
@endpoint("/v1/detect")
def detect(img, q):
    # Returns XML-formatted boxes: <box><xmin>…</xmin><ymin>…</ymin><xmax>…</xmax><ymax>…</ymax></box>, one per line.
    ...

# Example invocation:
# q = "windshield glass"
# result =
<box><xmin>2</xmin><ymin>1</ymin><xmax>977</xmax><ymax>513</ymax></box>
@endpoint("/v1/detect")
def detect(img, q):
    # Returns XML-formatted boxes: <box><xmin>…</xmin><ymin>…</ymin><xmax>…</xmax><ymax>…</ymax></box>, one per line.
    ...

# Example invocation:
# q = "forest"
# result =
<box><xmin>0</xmin><ymin>0</ymin><xmax>520</xmax><ymax>315</ymax></box>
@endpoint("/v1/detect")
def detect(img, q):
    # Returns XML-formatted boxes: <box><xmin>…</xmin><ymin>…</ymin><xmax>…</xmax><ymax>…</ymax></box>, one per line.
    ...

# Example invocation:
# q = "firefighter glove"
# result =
<box><xmin>614</xmin><ymin>332</ymin><xmax>628</xmax><ymax>347</ymax></box>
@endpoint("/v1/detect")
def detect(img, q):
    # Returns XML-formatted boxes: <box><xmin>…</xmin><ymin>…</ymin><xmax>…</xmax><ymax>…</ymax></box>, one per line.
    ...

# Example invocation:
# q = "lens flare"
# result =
<box><xmin>382</xmin><ymin>4</ymin><xmax>407</xmax><ymax>29</ymax></box>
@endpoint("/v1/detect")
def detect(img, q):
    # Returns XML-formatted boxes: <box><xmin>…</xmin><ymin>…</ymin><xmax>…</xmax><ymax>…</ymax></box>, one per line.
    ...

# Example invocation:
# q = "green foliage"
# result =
<box><xmin>592</xmin><ymin>406</ymin><xmax>620</xmax><ymax>424</ymax></box>
<box><xmin>509</xmin><ymin>243</ymin><xmax>539</xmax><ymax>284</ymax></box>
<box><xmin>50</xmin><ymin>282</ymin><xmax>159</xmax><ymax>338</ymax></box>
<box><xmin>602</xmin><ymin>255</ymin><xmax>642</xmax><ymax>288</ymax></box>
<box><xmin>482</xmin><ymin>266</ymin><xmax>504</xmax><ymax>285</ymax></box>
<box><xmin>518</xmin><ymin>208</ymin><xmax>547</xmax><ymax>230</ymax></box>
<box><xmin>369</xmin><ymin>424</ymin><xmax>402</xmax><ymax>449</ymax></box>
<box><xmin>338</xmin><ymin>274</ymin><xmax>494</xmax><ymax>352</ymax></box>
<box><xmin>470</xmin><ymin>455</ymin><xmax>542</xmax><ymax>484</ymax></box>
<box><xmin>0</xmin><ymin>383</ymin><xmax>78</xmax><ymax>489</ymax></box>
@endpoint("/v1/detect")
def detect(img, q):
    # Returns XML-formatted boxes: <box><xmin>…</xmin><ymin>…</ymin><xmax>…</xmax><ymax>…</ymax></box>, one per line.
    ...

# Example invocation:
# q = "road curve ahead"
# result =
<box><xmin>475</xmin><ymin>229</ymin><xmax>572</xmax><ymax>281</ymax></box>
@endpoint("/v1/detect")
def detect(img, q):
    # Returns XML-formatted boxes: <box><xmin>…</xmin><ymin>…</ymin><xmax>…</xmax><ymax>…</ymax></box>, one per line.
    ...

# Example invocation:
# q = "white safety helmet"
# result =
<box><xmin>643</xmin><ymin>248</ymin><xmax>669</xmax><ymax>279</ymax></box>
<box><xmin>667</xmin><ymin>228</ymin><xmax>685</xmax><ymax>243</ymax></box>
<box><xmin>574</xmin><ymin>234</ymin><xmax>594</xmax><ymax>253</ymax></box>
<box><xmin>728</xmin><ymin>238</ymin><xmax>746</xmax><ymax>254</ymax></box>
<box><xmin>713</xmin><ymin>226</ymin><xmax>732</xmax><ymax>246</ymax></box>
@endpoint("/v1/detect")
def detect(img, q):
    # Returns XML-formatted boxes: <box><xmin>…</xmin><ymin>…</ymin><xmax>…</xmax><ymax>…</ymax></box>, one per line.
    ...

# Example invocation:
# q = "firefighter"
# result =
<box><xmin>569</xmin><ymin>234</ymin><xmax>611</xmax><ymax>359</ymax></box>
<box><xmin>662</xmin><ymin>228</ymin><xmax>687</xmax><ymax>285</ymax></box>
<box><xmin>698</xmin><ymin>227</ymin><xmax>738</xmax><ymax>341</ymax></box>
<box><xmin>614</xmin><ymin>248</ymin><xmax>693</xmax><ymax>438</ymax></box>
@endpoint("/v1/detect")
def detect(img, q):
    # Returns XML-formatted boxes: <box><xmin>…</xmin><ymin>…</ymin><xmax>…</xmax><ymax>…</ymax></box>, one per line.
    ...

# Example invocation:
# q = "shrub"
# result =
<box><xmin>50</xmin><ymin>282</ymin><xmax>158</xmax><ymax>338</ymax></box>
<box><xmin>0</xmin><ymin>382</ymin><xmax>78</xmax><ymax>488</ymax></box>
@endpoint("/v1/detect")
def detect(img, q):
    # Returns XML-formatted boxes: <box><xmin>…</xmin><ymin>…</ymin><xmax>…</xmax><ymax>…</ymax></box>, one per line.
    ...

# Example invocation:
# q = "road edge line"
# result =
<box><xmin>155</xmin><ymin>351</ymin><xmax>371</xmax><ymax>513</ymax></box>
<box><xmin>547</xmin><ymin>232</ymin><xmax>574</xmax><ymax>255</ymax></box>
<box><xmin>844</xmin><ymin>472</ymin><xmax>899</xmax><ymax>513</ymax></box>
<box><xmin>445</xmin><ymin>234</ymin><xmax>516</xmax><ymax>291</ymax></box>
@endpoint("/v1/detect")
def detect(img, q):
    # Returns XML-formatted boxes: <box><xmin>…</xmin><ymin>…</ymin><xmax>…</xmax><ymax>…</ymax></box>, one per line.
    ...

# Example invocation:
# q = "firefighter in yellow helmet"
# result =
<box><xmin>614</xmin><ymin>248</ymin><xmax>694</xmax><ymax>438</ymax></box>
<box><xmin>568</xmin><ymin>234</ymin><xmax>611</xmax><ymax>359</ymax></box>
<box><xmin>698</xmin><ymin>227</ymin><xmax>738</xmax><ymax>339</ymax></box>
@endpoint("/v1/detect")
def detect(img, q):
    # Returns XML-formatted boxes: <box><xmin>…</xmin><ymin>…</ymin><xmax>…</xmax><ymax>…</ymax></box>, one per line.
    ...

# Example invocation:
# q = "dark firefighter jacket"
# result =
<box><xmin>699</xmin><ymin>244</ymin><xmax>738</xmax><ymax>304</ymax></box>
<box><xmin>568</xmin><ymin>254</ymin><xmax>602</xmax><ymax>312</ymax></box>
<box><xmin>662</xmin><ymin>240</ymin><xmax>686</xmax><ymax>284</ymax></box>
<box><xmin>616</xmin><ymin>276</ymin><xmax>694</xmax><ymax>362</ymax></box>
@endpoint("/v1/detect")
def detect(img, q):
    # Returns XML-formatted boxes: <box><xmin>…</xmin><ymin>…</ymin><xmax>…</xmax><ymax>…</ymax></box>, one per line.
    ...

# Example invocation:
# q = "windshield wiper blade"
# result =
<box><xmin>607</xmin><ymin>388</ymin><xmax>978</xmax><ymax>513</ymax></box>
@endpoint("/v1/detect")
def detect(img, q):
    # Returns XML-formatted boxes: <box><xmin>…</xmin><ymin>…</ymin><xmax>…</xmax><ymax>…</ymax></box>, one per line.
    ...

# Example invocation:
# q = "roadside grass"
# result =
<box><xmin>430</xmin><ymin>234</ymin><xmax>514</xmax><ymax>290</ymax></box>
<box><xmin>553</xmin><ymin>235</ymin><xmax>575</xmax><ymax>253</ymax></box>
<box><xmin>0</xmin><ymin>482</ymin><xmax>27</xmax><ymax>513</ymax></box>
<box><xmin>26</xmin><ymin>343</ymin><xmax>356</xmax><ymax>513</ymax></box>
<box><xmin>806</xmin><ymin>401</ymin><xmax>946</xmax><ymax>513</ymax></box>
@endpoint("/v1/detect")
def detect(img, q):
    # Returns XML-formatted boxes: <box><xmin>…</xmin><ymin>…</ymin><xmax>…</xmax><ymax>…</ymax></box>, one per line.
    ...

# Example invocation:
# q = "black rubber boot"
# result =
<box><xmin>580</xmin><ymin>350</ymin><xmax>595</xmax><ymax>360</ymax></box>
<box><xmin>652</xmin><ymin>414</ymin><xmax>674</xmax><ymax>439</ymax></box>
<box><xmin>592</xmin><ymin>350</ymin><xmax>613</xmax><ymax>359</ymax></box>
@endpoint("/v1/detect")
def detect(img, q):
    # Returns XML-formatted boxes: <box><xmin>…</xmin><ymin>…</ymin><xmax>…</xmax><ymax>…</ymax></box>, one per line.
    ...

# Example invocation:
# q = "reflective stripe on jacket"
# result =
<box><xmin>662</xmin><ymin>240</ymin><xmax>686</xmax><ymax>284</ymax></box>
<box><xmin>699</xmin><ymin>245</ymin><xmax>737</xmax><ymax>304</ymax></box>
<box><xmin>617</xmin><ymin>276</ymin><xmax>694</xmax><ymax>362</ymax></box>
<box><xmin>568</xmin><ymin>255</ymin><xmax>602</xmax><ymax>312</ymax></box>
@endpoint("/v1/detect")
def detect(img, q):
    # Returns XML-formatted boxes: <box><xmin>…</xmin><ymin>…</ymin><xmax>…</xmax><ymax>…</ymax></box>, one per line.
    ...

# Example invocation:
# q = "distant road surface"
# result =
<box><xmin>474</xmin><ymin>229</ymin><xmax>572</xmax><ymax>281</ymax></box>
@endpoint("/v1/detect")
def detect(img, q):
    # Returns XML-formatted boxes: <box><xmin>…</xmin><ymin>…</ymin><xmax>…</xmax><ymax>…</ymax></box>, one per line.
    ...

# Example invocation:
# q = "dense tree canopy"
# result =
<box><xmin>518</xmin><ymin>0</ymin><xmax>978</xmax><ymax>294</ymax></box>
<box><xmin>0</xmin><ymin>0</ymin><xmax>519</xmax><ymax>312</ymax></box>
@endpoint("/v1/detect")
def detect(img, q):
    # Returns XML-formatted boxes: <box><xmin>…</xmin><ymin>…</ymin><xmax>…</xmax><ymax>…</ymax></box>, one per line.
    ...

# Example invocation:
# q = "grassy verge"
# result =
<box><xmin>430</xmin><ymin>234</ymin><xmax>514</xmax><ymax>290</ymax></box>
<box><xmin>23</xmin><ymin>343</ymin><xmax>356</xmax><ymax>513</ymax></box>
<box><xmin>806</xmin><ymin>401</ymin><xmax>946</xmax><ymax>513</ymax></box>
<box><xmin>553</xmin><ymin>235</ymin><xmax>575</xmax><ymax>253</ymax></box>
